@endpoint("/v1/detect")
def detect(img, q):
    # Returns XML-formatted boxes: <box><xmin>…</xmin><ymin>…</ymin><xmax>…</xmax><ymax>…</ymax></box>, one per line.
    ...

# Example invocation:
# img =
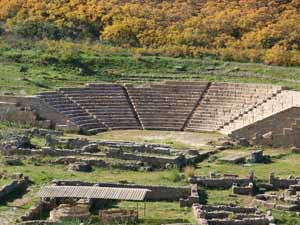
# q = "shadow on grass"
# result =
<box><xmin>0</xmin><ymin>187</ymin><xmax>30</xmax><ymax>206</ymax></box>
<box><xmin>24</xmin><ymin>78</ymin><xmax>50</xmax><ymax>89</ymax></box>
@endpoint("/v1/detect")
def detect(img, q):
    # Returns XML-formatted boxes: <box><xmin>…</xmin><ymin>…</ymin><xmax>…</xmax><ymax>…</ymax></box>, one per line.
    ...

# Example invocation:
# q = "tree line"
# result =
<box><xmin>1</xmin><ymin>0</ymin><xmax>300</xmax><ymax>65</ymax></box>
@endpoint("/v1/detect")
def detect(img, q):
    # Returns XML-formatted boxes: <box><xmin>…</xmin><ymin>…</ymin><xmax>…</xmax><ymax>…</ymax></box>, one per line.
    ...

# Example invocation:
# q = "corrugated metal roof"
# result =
<box><xmin>38</xmin><ymin>186</ymin><xmax>150</xmax><ymax>201</ymax></box>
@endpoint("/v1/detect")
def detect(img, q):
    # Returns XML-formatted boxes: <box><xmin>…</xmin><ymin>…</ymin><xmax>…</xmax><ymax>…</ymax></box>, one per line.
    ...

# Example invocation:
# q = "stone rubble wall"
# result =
<box><xmin>189</xmin><ymin>177</ymin><xmax>252</xmax><ymax>189</ymax></box>
<box><xmin>232</xmin><ymin>184</ymin><xmax>255</xmax><ymax>196</ymax></box>
<box><xmin>0</xmin><ymin>102</ymin><xmax>37</xmax><ymax>126</ymax></box>
<box><xmin>105</xmin><ymin>149</ymin><xmax>185</xmax><ymax>168</ymax></box>
<box><xmin>269</xmin><ymin>173</ymin><xmax>300</xmax><ymax>189</ymax></box>
<box><xmin>54</xmin><ymin>156</ymin><xmax>142</xmax><ymax>171</ymax></box>
<box><xmin>0</xmin><ymin>96</ymin><xmax>68</xmax><ymax>127</ymax></box>
<box><xmin>231</xmin><ymin>107</ymin><xmax>300</xmax><ymax>148</ymax></box>
<box><xmin>192</xmin><ymin>204</ymin><xmax>273</xmax><ymax>225</ymax></box>
<box><xmin>19</xmin><ymin>200</ymin><xmax>55</xmax><ymax>222</ymax></box>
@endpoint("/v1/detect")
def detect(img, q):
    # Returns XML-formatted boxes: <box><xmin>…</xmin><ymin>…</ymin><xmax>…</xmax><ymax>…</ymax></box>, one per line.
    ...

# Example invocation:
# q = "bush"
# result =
<box><xmin>184</xmin><ymin>166</ymin><xmax>195</xmax><ymax>179</ymax></box>
<box><xmin>167</xmin><ymin>168</ymin><xmax>181</xmax><ymax>182</ymax></box>
<box><xmin>263</xmin><ymin>45</ymin><xmax>292</xmax><ymax>66</ymax></box>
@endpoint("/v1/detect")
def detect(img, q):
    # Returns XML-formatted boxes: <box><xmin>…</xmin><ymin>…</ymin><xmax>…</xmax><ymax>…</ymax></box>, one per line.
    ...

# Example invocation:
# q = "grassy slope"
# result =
<box><xmin>2</xmin><ymin>38</ymin><xmax>300</xmax><ymax>96</ymax></box>
<box><xmin>2</xmin><ymin>37</ymin><xmax>300</xmax><ymax>224</ymax></box>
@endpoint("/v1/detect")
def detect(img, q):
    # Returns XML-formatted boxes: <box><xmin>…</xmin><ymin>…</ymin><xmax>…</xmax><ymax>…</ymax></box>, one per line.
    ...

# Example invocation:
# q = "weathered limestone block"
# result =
<box><xmin>269</xmin><ymin>173</ymin><xmax>300</xmax><ymax>189</ymax></box>
<box><xmin>232</xmin><ymin>183</ymin><xmax>255</xmax><ymax>196</ymax></box>
<box><xmin>49</xmin><ymin>204</ymin><xmax>90</xmax><ymax>222</ymax></box>
<box><xmin>68</xmin><ymin>162</ymin><xmax>92</xmax><ymax>172</ymax></box>
<box><xmin>99</xmin><ymin>209</ymin><xmax>138</xmax><ymax>224</ymax></box>
<box><xmin>81</xmin><ymin>144</ymin><xmax>98</xmax><ymax>153</ymax></box>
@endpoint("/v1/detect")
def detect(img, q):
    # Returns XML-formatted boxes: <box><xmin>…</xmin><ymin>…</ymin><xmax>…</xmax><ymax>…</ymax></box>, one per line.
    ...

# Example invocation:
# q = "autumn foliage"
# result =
<box><xmin>1</xmin><ymin>0</ymin><xmax>300</xmax><ymax>65</ymax></box>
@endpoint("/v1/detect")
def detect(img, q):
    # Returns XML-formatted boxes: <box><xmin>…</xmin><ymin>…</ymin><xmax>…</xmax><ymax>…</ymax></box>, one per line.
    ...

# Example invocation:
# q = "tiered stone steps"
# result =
<box><xmin>38</xmin><ymin>92</ymin><xmax>107</xmax><ymax>135</ymax></box>
<box><xmin>185</xmin><ymin>83</ymin><xmax>283</xmax><ymax>132</ymax></box>
<box><xmin>220</xmin><ymin>90</ymin><xmax>300</xmax><ymax>135</ymax></box>
<box><xmin>126</xmin><ymin>82</ymin><xmax>209</xmax><ymax>131</ymax></box>
<box><xmin>38</xmin><ymin>82</ymin><xmax>293</xmax><ymax>135</ymax></box>
<box><xmin>60</xmin><ymin>83</ymin><xmax>140</xmax><ymax>130</ymax></box>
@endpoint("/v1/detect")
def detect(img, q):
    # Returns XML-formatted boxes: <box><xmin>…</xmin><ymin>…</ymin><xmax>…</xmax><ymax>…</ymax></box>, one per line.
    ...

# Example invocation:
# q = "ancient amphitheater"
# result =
<box><xmin>3</xmin><ymin>81</ymin><xmax>300</xmax><ymax>225</ymax></box>
<box><xmin>3</xmin><ymin>81</ymin><xmax>300</xmax><ymax>147</ymax></box>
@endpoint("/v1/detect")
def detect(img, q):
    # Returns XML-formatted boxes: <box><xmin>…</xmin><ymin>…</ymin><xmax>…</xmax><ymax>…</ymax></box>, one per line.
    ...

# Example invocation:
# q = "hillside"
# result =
<box><xmin>1</xmin><ymin>37</ymin><xmax>300</xmax><ymax>95</ymax></box>
<box><xmin>1</xmin><ymin>0</ymin><xmax>300</xmax><ymax>66</ymax></box>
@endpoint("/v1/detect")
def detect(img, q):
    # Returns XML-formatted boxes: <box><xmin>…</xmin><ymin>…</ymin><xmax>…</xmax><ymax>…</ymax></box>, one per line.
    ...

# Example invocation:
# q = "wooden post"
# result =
<box><xmin>137</xmin><ymin>202</ymin><xmax>139</xmax><ymax>219</ymax></box>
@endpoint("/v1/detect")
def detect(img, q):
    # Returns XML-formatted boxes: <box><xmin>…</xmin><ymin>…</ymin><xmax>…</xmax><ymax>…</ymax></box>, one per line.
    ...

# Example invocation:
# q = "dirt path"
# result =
<box><xmin>68</xmin><ymin>130</ymin><xmax>224</xmax><ymax>149</ymax></box>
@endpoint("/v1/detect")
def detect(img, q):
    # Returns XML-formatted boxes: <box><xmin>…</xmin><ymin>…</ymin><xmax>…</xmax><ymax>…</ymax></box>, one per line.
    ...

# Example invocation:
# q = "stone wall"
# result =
<box><xmin>52</xmin><ymin>180</ymin><xmax>191</xmax><ymax>201</ymax></box>
<box><xmin>192</xmin><ymin>204</ymin><xmax>273</xmax><ymax>225</ymax></box>
<box><xmin>269</xmin><ymin>173</ymin><xmax>300</xmax><ymax>189</ymax></box>
<box><xmin>0</xmin><ymin>95</ymin><xmax>77</xmax><ymax>130</ymax></box>
<box><xmin>189</xmin><ymin>175</ymin><xmax>253</xmax><ymax>189</ymax></box>
<box><xmin>19</xmin><ymin>200</ymin><xmax>55</xmax><ymax>222</ymax></box>
<box><xmin>231</xmin><ymin>107</ymin><xmax>300</xmax><ymax>148</ymax></box>
<box><xmin>106</xmin><ymin>149</ymin><xmax>185</xmax><ymax>168</ymax></box>
<box><xmin>232</xmin><ymin>183</ymin><xmax>255</xmax><ymax>196</ymax></box>
<box><xmin>0</xmin><ymin>102</ymin><xmax>37</xmax><ymax>125</ymax></box>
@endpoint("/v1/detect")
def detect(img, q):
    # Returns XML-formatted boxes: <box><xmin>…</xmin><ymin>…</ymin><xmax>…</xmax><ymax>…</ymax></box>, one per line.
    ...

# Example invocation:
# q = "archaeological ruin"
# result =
<box><xmin>0</xmin><ymin>82</ymin><xmax>300</xmax><ymax>148</ymax></box>
<box><xmin>2</xmin><ymin>81</ymin><xmax>300</xmax><ymax>224</ymax></box>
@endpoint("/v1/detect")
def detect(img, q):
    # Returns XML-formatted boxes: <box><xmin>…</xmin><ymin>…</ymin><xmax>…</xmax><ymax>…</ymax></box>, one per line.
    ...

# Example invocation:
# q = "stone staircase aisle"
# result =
<box><xmin>219</xmin><ymin>90</ymin><xmax>300</xmax><ymax>135</ymax></box>
<box><xmin>38</xmin><ymin>91</ymin><xmax>108</xmax><ymax>135</ymax></box>
<box><xmin>185</xmin><ymin>83</ymin><xmax>281</xmax><ymax>132</ymax></box>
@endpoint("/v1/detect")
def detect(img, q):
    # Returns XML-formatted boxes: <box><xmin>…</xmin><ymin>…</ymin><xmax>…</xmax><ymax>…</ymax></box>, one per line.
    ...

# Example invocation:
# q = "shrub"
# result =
<box><xmin>184</xmin><ymin>166</ymin><xmax>195</xmax><ymax>179</ymax></box>
<box><xmin>167</xmin><ymin>168</ymin><xmax>181</xmax><ymax>182</ymax></box>
<box><xmin>263</xmin><ymin>45</ymin><xmax>292</xmax><ymax>66</ymax></box>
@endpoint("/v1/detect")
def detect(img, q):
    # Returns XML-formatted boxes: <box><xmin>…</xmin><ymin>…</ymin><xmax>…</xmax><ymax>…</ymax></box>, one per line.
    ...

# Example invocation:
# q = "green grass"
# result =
<box><xmin>2</xmin><ymin>37</ymin><xmax>300</xmax><ymax>96</ymax></box>
<box><xmin>3</xmin><ymin>35</ymin><xmax>300</xmax><ymax>224</ymax></box>
<box><xmin>1</xmin><ymin>133</ymin><xmax>300</xmax><ymax>224</ymax></box>
<box><xmin>1</xmin><ymin>130</ymin><xmax>300</xmax><ymax>224</ymax></box>
<box><xmin>195</xmin><ymin>149</ymin><xmax>300</xmax><ymax>181</ymax></box>
<box><xmin>67</xmin><ymin>130</ymin><xmax>222</xmax><ymax>150</ymax></box>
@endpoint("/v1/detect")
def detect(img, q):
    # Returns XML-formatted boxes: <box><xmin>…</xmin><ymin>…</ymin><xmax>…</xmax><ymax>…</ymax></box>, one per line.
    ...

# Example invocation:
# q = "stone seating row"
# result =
<box><xmin>126</xmin><ymin>83</ymin><xmax>208</xmax><ymax>130</ymax></box>
<box><xmin>61</xmin><ymin>84</ymin><xmax>140</xmax><ymax>130</ymax></box>
<box><xmin>185</xmin><ymin>83</ymin><xmax>283</xmax><ymax>132</ymax></box>
<box><xmin>38</xmin><ymin>82</ymin><xmax>284</xmax><ymax>134</ymax></box>
<box><xmin>38</xmin><ymin>92</ymin><xmax>107</xmax><ymax>134</ymax></box>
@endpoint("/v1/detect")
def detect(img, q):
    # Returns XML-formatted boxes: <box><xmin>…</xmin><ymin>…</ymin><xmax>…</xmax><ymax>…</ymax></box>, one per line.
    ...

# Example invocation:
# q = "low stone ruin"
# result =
<box><xmin>49</xmin><ymin>203</ymin><xmax>91</xmax><ymax>222</ymax></box>
<box><xmin>68</xmin><ymin>162</ymin><xmax>92</xmax><ymax>172</ymax></box>
<box><xmin>219</xmin><ymin>154</ymin><xmax>246</xmax><ymax>164</ymax></box>
<box><xmin>255</xmin><ymin>182</ymin><xmax>300</xmax><ymax>212</ymax></box>
<box><xmin>248</xmin><ymin>150</ymin><xmax>271</xmax><ymax>164</ymax></box>
<box><xmin>19</xmin><ymin>200</ymin><xmax>56</xmax><ymax>222</ymax></box>
<box><xmin>232</xmin><ymin>182</ymin><xmax>256</xmax><ymax>196</ymax></box>
<box><xmin>1</xmin><ymin>134</ymin><xmax>35</xmax><ymax>154</ymax></box>
<box><xmin>31</xmin><ymin>128</ymin><xmax>63</xmax><ymax>137</ymax></box>
<box><xmin>1</xmin><ymin>135</ymin><xmax>216</xmax><ymax>170</ymax></box>
<box><xmin>3</xmin><ymin>156</ymin><xmax>23</xmax><ymax>166</ymax></box>
<box><xmin>218</xmin><ymin>150</ymin><xmax>271</xmax><ymax>165</ymax></box>
<box><xmin>179</xmin><ymin>184</ymin><xmax>200</xmax><ymax>207</ymax></box>
<box><xmin>269</xmin><ymin>173</ymin><xmax>300</xmax><ymax>189</ymax></box>
<box><xmin>192</xmin><ymin>204</ymin><xmax>275</xmax><ymax>225</ymax></box>
<box><xmin>189</xmin><ymin>171</ymin><xmax>254</xmax><ymax>189</ymax></box>
<box><xmin>99</xmin><ymin>209</ymin><xmax>138</xmax><ymax>224</ymax></box>
<box><xmin>18</xmin><ymin>179</ymin><xmax>193</xmax><ymax>224</ymax></box>
<box><xmin>55</xmin><ymin>156</ymin><xmax>143</xmax><ymax>171</ymax></box>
